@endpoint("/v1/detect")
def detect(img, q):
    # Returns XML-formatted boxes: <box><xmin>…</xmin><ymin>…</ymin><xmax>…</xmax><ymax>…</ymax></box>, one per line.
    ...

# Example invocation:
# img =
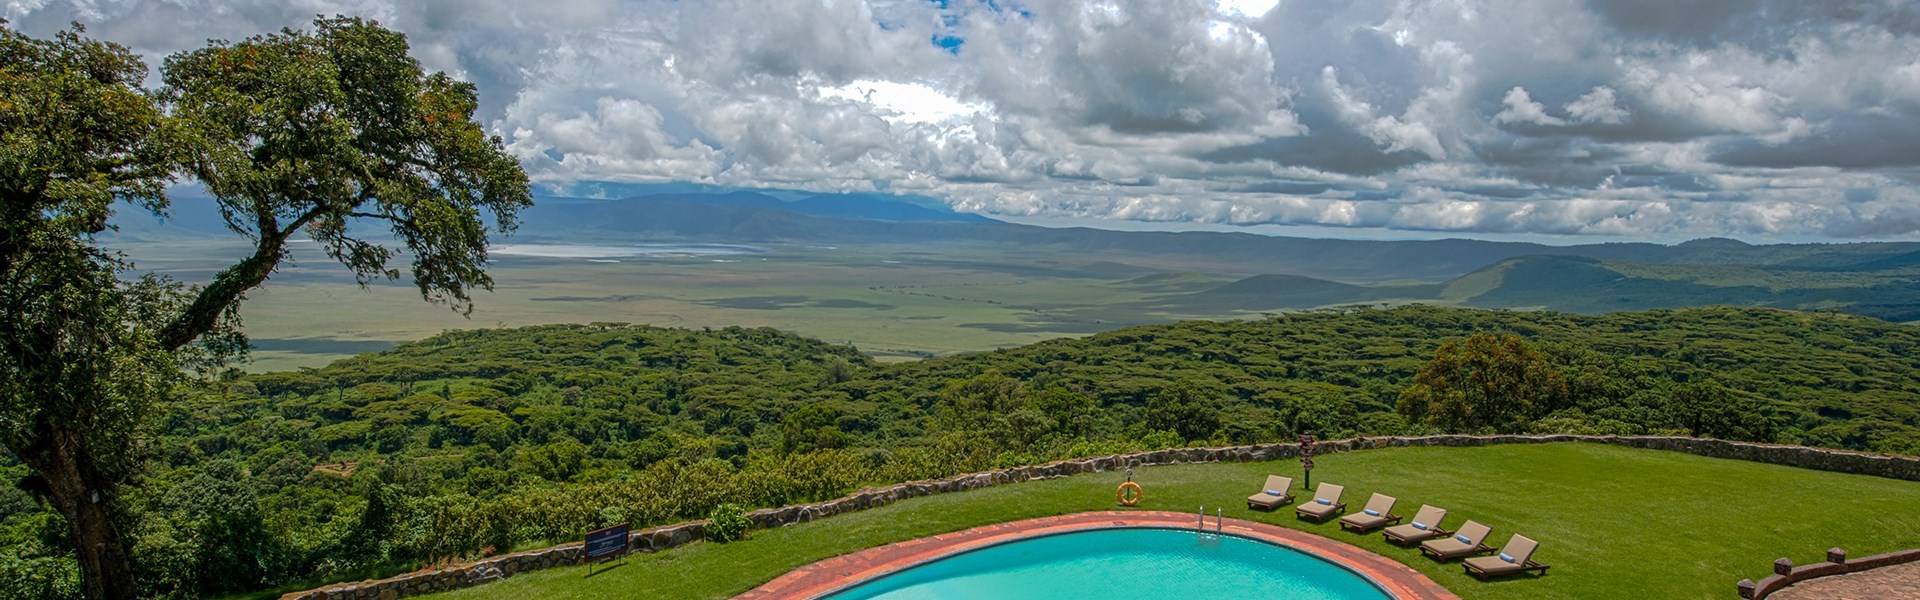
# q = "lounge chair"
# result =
<box><xmin>1293</xmin><ymin>483</ymin><xmax>1345</xmax><ymax>522</ymax></box>
<box><xmin>1246</xmin><ymin>475</ymin><xmax>1295</xmax><ymax>511</ymax></box>
<box><xmin>1419</xmin><ymin>520</ymin><xmax>1495</xmax><ymax>561</ymax></box>
<box><xmin>1337</xmin><ymin>493</ymin><xmax>1401</xmax><ymax>533</ymax></box>
<box><xmin>1464</xmin><ymin>534</ymin><xmax>1550</xmax><ymax>580</ymax></box>
<box><xmin>1381</xmin><ymin>505</ymin><xmax>1450</xmax><ymax>547</ymax></box>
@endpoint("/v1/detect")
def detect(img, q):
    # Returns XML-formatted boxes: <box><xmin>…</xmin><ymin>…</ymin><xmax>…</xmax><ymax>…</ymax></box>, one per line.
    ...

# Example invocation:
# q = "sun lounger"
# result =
<box><xmin>1381</xmin><ymin>505</ymin><xmax>1450</xmax><ymax>546</ymax></box>
<box><xmin>1338</xmin><ymin>493</ymin><xmax>1401</xmax><ymax>532</ymax></box>
<box><xmin>1419</xmin><ymin>520</ymin><xmax>1495</xmax><ymax>561</ymax></box>
<box><xmin>1464</xmin><ymin>534</ymin><xmax>1549</xmax><ymax>579</ymax></box>
<box><xmin>1246</xmin><ymin>475</ymin><xmax>1295</xmax><ymax>511</ymax></box>
<box><xmin>1293</xmin><ymin>483</ymin><xmax>1345</xmax><ymax>522</ymax></box>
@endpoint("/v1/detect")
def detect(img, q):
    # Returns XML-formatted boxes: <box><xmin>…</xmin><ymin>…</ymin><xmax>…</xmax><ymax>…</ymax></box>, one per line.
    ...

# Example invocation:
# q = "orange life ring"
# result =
<box><xmin>1116</xmin><ymin>481</ymin><xmax>1143</xmax><ymax>506</ymax></box>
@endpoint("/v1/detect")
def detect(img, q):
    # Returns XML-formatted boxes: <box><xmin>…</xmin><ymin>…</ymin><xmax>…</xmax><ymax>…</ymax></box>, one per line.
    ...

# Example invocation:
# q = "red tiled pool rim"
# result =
<box><xmin>735</xmin><ymin>510</ymin><xmax>1461</xmax><ymax>599</ymax></box>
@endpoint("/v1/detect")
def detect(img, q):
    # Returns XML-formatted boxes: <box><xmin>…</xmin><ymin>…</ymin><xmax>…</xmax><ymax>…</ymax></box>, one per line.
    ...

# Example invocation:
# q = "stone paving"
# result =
<box><xmin>1771</xmin><ymin>560</ymin><xmax>1920</xmax><ymax>600</ymax></box>
<box><xmin>735</xmin><ymin>510</ymin><xmax>1460</xmax><ymax>600</ymax></box>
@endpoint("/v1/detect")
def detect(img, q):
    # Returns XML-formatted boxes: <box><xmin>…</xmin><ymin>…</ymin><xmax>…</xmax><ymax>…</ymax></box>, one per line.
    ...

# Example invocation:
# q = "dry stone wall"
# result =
<box><xmin>278</xmin><ymin>435</ymin><xmax>1920</xmax><ymax>600</ymax></box>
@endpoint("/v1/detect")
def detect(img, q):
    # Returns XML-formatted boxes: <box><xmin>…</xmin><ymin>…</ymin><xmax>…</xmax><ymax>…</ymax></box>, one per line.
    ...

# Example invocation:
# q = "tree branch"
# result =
<box><xmin>156</xmin><ymin>202</ymin><xmax>330</xmax><ymax>352</ymax></box>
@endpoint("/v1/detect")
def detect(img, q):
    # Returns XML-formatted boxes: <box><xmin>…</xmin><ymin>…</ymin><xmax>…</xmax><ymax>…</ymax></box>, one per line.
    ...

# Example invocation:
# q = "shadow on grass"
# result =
<box><xmin>585</xmin><ymin>561</ymin><xmax>627</xmax><ymax>579</ymax></box>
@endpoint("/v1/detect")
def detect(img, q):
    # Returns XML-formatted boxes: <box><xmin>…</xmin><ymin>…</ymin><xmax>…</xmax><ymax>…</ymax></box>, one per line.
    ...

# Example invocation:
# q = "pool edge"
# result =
<box><xmin>734</xmin><ymin>511</ymin><xmax>1460</xmax><ymax>600</ymax></box>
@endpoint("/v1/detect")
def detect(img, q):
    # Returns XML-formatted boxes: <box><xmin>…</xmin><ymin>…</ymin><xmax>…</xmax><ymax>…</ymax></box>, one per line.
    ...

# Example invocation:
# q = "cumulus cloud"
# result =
<box><xmin>1566</xmin><ymin>86</ymin><xmax>1630</xmax><ymax>125</ymax></box>
<box><xmin>9</xmin><ymin>0</ymin><xmax>1920</xmax><ymax>239</ymax></box>
<box><xmin>1495</xmin><ymin>87</ymin><xmax>1564</xmax><ymax>127</ymax></box>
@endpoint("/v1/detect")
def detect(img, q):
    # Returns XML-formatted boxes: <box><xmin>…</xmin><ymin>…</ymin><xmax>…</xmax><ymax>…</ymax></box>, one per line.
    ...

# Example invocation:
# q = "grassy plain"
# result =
<box><xmin>417</xmin><ymin>443</ymin><xmax>1920</xmax><ymax>600</ymax></box>
<box><xmin>119</xmin><ymin>236</ymin><xmax>1271</xmax><ymax>371</ymax></box>
<box><xmin>115</xmin><ymin>230</ymin><xmax>1920</xmax><ymax>371</ymax></box>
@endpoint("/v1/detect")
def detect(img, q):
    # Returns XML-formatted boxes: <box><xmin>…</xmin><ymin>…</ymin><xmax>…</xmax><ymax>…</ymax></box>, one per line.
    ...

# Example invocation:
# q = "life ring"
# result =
<box><xmin>1116</xmin><ymin>481</ymin><xmax>1143</xmax><ymax>506</ymax></box>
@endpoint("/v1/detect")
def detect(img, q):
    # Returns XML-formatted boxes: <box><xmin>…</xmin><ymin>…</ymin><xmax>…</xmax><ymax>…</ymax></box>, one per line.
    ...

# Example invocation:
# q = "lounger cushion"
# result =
<box><xmin>1297</xmin><ymin>503</ymin><xmax>1338</xmax><ymax>518</ymax></box>
<box><xmin>1500</xmin><ymin>553</ymin><xmax>1515</xmax><ymax>563</ymax></box>
<box><xmin>1465</xmin><ymin>556</ymin><xmax>1525</xmax><ymax>574</ymax></box>
<box><xmin>1386</xmin><ymin>524</ymin><xmax>1438</xmax><ymax>541</ymax></box>
<box><xmin>1420</xmin><ymin>539</ymin><xmax>1470</xmax><ymax>556</ymax></box>
<box><xmin>1412</xmin><ymin>521</ymin><xmax>1428</xmax><ymax>530</ymax></box>
<box><xmin>1316</xmin><ymin>498</ymin><xmax>1332</xmax><ymax>505</ymax></box>
<box><xmin>1455</xmin><ymin>534</ymin><xmax>1472</xmax><ymax>543</ymax></box>
<box><xmin>1364</xmin><ymin>509</ymin><xmax>1380</xmax><ymax>516</ymax></box>
<box><xmin>1266</xmin><ymin>489</ymin><xmax>1283</xmax><ymax>496</ymax></box>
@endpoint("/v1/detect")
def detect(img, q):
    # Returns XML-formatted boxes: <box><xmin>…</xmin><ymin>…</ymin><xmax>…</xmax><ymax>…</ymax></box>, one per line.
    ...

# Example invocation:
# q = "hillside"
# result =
<box><xmin>1442</xmin><ymin>256</ymin><xmax>1920</xmax><ymax>319</ymax></box>
<box><xmin>510</xmin><ymin>193</ymin><xmax>1920</xmax><ymax>282</ymax></box>
<box><xmin>1156</xmin><ymin>274</ymin><xmax>1438</xmax><ymax>311</ymax></box>
<box><xmin>1129</xmin><ymin>254</ymin><xmax>1920</xmax><ymax>322</ymax></box>
<box><xmin>6</xmin><ymin>306</ymin><xmax>1918</xmax><ymax>598</ymax></box>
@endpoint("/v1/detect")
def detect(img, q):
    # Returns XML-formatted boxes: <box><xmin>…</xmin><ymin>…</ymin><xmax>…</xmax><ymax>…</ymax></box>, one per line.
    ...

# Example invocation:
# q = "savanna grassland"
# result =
<box><xmin>119</xmin><ymin>236</ymin><xmax>1255</xmax><ymax>371</ymax></box>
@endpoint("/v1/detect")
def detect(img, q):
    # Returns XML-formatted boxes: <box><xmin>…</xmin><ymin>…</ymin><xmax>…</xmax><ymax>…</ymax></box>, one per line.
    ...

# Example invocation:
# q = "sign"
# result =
<box><xmin>1299</xmin><ymin>434</ymin><xmax>1316</xmax><ymax>489</ymax></box>
<box><xmin>583</xmin><ymin>523</ymin><xmax>630</xmax><ymax>563</ymax></box>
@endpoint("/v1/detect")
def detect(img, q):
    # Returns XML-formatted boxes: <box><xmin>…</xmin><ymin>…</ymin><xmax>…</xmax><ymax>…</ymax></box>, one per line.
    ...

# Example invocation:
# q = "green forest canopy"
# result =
<box><xmin>3</xmin><ymin>305</ymin><xmax>1917</xmax><ymax>598</ymax></box>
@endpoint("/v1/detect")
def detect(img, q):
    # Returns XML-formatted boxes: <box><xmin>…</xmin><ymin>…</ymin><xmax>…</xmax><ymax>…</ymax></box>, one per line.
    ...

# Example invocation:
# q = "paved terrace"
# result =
<box><xmin>1770</xmin><ymin>561</ymin><xmax>1920</xmax><ymax>600</ymax></box>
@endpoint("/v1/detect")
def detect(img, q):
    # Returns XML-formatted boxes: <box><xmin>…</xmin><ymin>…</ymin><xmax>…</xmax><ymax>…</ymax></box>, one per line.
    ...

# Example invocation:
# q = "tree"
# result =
<box><xmin>1665</xmin><ymin>381</ymin><xmax>1773</xmax><ymax>442</ymax></box>
<box><xmin>1397</xmin><ymin>334</ymin><xmax>1568</xmax><ymax>433</ymax></box>
<box><xmin>1145</xmin><ymin>385</ymin><xmax>1221</xmax><ymax>443</ymax></box>
<box><xmin>0</xmin><ymin>17</ymin><xmax>529</xmax><ymax>598</ymax></box>
<box><xmin>2</xmin><ymin>21</ymin><xmax>196</xmax><ymax>600</ymax></box>
<box><xmin>779</xmin><ymin>403</ymin><xmax>847</xmax><ymax>453</ymax></box>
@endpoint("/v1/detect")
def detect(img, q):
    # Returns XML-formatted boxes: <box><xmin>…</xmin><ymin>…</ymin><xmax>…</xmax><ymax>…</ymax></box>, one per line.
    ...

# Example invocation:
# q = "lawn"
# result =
<box><xmin>418</xmin><ymin>443</ymin><xmax>1920</xmax><ymax>600</ymax></box>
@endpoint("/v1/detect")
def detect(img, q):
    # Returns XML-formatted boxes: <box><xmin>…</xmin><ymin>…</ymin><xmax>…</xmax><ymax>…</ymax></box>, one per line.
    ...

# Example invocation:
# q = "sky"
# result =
<box><xmin>8</xmin><ymin>0</ymin><xmax>1920</xmax><ymax>242</ymax></box>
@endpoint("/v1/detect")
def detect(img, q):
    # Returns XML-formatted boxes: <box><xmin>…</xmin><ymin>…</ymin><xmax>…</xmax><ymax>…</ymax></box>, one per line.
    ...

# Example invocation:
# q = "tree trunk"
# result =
<box><xmin>28</xmin><ymin>424</ymin><xmax>139</xmax><ymax>600</ymax></box>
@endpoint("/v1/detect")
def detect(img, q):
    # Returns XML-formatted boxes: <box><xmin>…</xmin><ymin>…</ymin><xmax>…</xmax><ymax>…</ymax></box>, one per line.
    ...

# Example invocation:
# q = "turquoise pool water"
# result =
<box><xmin>824</xmin><ymin>528</ymin><xmax>1394</xmax><ymax>600</ymax></box>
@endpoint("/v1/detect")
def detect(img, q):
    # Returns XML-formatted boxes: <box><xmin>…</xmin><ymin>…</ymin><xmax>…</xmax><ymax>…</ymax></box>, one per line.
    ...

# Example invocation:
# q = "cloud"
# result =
<box><xmin>1566</xmin><ymin>86</ymin><xmax>1630</xmax><ymax>125</ymax></box>
<box><xmin>1495</xmin><ymin>87</ymin><xmax>1564</xmax><ymax>127</ymax></box>
<box><xmin>8</xmin><ymin>0</ymin><xmax>1920</xmax><ymax>240</ymax></box>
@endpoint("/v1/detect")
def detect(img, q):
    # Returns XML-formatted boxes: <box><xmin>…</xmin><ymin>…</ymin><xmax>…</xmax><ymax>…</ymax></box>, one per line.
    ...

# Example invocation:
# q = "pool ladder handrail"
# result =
<box><xmin>1197</xmin><ymin>506</ymin><xmax>1223</xmax><ymax>533</ymax></box>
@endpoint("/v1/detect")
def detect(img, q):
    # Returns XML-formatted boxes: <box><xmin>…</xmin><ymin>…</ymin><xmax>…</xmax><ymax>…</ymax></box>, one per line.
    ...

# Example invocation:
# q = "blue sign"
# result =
<box><xmin>584</xmin><ymin>523</ymin><xmax>630</xmax><ymax>562</ymax></box>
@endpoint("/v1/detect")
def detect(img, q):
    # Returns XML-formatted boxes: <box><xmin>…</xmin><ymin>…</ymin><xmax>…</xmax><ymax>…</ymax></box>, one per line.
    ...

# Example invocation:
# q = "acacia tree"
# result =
<box><xmin>1397</xmin><ymin>334</ymin><xmax>1568</xmax><ymax>433</ymax></box>
<box><xmin>1</xmin><ymin>17</ymin><xmax>530</xmax><ymax>598</ymax></box>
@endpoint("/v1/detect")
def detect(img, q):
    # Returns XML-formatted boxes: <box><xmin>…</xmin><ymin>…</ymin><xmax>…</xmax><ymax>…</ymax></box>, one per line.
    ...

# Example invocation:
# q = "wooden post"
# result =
<box><xmin>1299</xmin><ymin>434</ymin><xmax>1316</xmax><ymax>491</ymax></box>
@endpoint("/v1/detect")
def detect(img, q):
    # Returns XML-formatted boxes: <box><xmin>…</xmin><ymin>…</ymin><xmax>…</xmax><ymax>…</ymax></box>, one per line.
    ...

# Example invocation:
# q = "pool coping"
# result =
<box><xmin>734</xmin><ymin>510</ymin><xmax>1461</xmax><ymax>600</ymax></box>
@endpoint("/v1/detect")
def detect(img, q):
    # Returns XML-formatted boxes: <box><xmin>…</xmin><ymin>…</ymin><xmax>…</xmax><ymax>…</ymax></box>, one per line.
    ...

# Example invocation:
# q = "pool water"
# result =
<box><xmin>824</xmin><ymin>528</ymin><xmax>1394</xmax><ymax>600</ymax></box>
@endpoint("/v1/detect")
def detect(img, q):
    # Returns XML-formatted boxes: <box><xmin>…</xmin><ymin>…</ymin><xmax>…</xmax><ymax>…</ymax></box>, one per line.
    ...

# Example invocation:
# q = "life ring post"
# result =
<box><xmin>1116</xmin><ymin>481</ymin><xmax>1143</xmax><ymax>506</ymax></box>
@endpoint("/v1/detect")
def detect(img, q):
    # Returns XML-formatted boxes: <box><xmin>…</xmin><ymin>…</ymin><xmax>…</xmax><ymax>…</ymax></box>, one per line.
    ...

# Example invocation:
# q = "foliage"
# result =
<box><xmin>1</xmin><ymin>16</ymin><xmax>528</xmax><ymax>600</ymax></box>
<box><xmin>1396</xmin><ymin>334</ymin><xmax>1568</xmax><ymax>433</ymax></box>
<box><xmin>0</xmin><ymin>20</ymin><xmax>205</xmax><ymax>600</ymax></box>
<box><xmin>703</xmin><ymin>504</ymin><xmax>749</xmax><ymax>544</ymax></box>
<box><xmin>5</xmin><ymin>304</ymin><xmax>1920</xmax><ymax>598</ymax></box>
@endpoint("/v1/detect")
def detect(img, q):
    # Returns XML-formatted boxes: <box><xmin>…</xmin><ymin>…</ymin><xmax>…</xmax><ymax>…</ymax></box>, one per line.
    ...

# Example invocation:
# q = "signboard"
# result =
<box><xmin>1299</xmin><ymin>434</ymin><xmax>1316</xmax><ymax>489</ymax></box>
<box><xmin>583</xmin><ymin>523</ymin><xmax>630</xmax><ymax>564</ymax></box>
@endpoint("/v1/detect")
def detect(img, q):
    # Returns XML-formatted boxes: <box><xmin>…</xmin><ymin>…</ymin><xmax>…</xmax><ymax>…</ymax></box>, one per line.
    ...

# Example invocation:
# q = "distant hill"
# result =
<box><xmin>106</xmin><ymin>188</ymin><xmax>1920</xmax><ymax>320</ymax></box>
<box><xmin>1159</xmin><ymin>274</ymin><xmax>1439</xmax><ymax>311</ymax></box>
<box><xmin>1444</xmin><ymin>255</ymin><xmax>1920</xmax><ymax>319</ymax></box>
<box><xmin>514</xmin><ymin>192</ymin><xmax>1920</xmax><ymax>284</ymax></box>
<box><xmin>1129</xmin><ymin>253</ymin><xmax>1920</xmax><ymax>322</ymax></box>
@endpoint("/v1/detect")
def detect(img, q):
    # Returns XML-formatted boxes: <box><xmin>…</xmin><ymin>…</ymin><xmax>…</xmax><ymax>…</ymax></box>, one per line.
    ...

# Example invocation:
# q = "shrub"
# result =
<box><xmin>705</xmin><ymin>503</ymin><xmax>750</xmax><ymax>543</ymax></box>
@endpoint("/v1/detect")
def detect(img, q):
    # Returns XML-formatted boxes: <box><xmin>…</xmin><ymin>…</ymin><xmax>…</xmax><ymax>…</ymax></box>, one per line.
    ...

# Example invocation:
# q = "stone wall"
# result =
<box><xmin>278</xmin><ymin>435</ymin><xmax>1920</xmax><ymax>600</ymax></box>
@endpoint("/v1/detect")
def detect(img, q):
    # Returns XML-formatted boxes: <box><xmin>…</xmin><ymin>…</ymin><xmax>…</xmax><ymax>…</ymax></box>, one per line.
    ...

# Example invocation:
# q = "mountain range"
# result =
<box><xmin>113</xmin><ymin>189</ymin><xmax>1920</xmax><ymax>322</ymax></box>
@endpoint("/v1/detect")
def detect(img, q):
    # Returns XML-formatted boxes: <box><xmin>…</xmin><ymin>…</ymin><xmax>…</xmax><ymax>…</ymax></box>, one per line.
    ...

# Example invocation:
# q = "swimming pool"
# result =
<box><xmin>823</xmin><ymin>527</ymin><xmax>1395</xmax><ymax>600</ymax></box>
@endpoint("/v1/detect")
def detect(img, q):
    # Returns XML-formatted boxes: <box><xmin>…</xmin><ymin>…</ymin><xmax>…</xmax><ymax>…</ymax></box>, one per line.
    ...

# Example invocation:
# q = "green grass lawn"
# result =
<box><xmin>421</xmin><ymin>443</ymin><xmax>1920</xmax><ymax>600</ymax></box>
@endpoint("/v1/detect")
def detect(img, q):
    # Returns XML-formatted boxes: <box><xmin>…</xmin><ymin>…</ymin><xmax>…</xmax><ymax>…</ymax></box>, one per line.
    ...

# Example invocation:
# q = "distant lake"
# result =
<box><xmin>490</xmin><ymin>243</ymin><xmax>766</xmax><ymax>259</ymax></box>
